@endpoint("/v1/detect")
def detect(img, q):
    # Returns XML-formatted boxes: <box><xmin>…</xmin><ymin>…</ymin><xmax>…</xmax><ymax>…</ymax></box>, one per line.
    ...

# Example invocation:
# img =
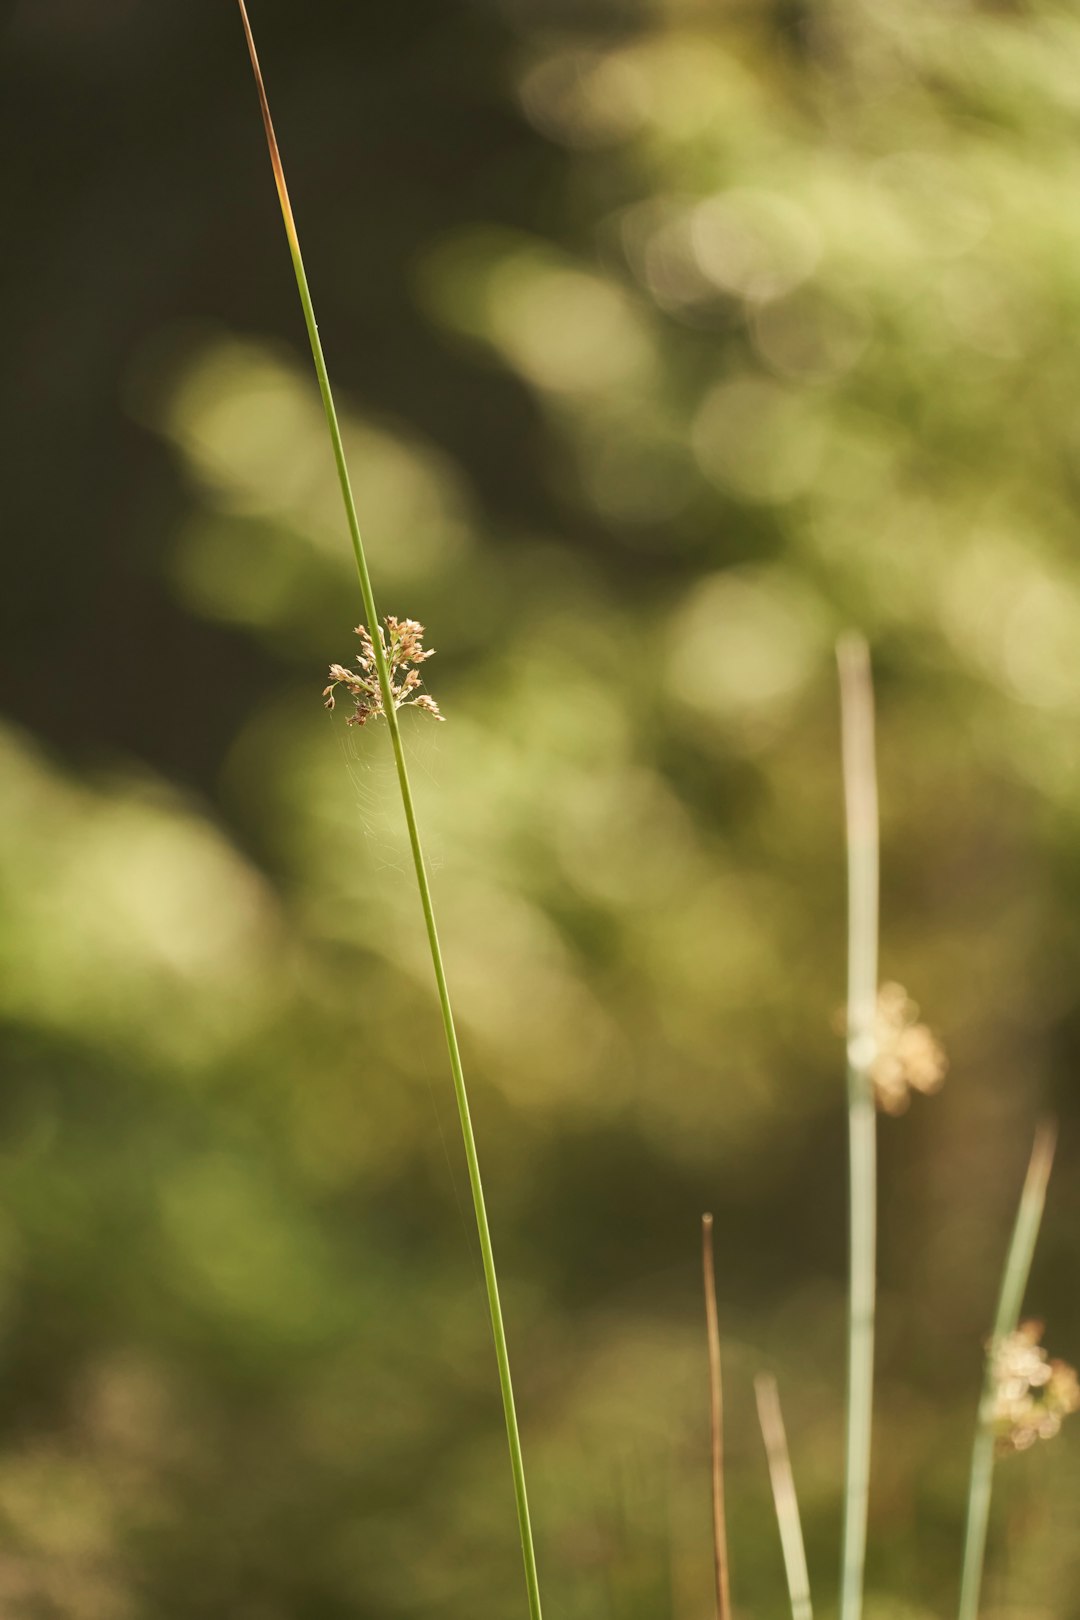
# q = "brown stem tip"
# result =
<box><xmin>234</xmin><ymin>0</ymin><xmax>300</xmax><ymax>248</ymax></box>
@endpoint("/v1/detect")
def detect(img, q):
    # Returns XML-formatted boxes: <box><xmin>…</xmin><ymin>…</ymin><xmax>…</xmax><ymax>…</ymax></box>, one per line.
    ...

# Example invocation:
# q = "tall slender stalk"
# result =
<box><xmin>754</xmin><ymin>1373</ymin><xmax>813</xmax><ymax>1620</ymax></box>
<box><xmin>701</xmin><ymin>1214</ymin><xmax>732</xmax><ymax>1620</ymax></box>
<box><xmin>232</xmin><ymin>9</ymin><xmax>543</xmax><ymax>1616</ymax></box>
<box><xmin>957</xmin><ymin>1122</ymin><xmax>1056</xmax><ymax>1620</ymax></box>
<box><xmin>836</xmin><ymin>634</ymin><xmax>879</xmax><ymax>1620</ymax></box>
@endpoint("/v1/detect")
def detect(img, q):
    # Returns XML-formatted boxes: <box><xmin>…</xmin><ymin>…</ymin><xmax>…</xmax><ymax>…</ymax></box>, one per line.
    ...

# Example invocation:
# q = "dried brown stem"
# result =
<box><xmin>702</xmin><ymin>1213</ymin><xmax>732</xmax><ymax>1620</ymax></box>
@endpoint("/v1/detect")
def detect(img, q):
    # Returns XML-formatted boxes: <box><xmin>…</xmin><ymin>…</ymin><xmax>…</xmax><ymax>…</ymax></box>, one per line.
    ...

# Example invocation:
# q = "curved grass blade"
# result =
<box><xmin>232</xmin><ymin>8</ymin><xmax>543</xmax><ymax>1615</ymax></box>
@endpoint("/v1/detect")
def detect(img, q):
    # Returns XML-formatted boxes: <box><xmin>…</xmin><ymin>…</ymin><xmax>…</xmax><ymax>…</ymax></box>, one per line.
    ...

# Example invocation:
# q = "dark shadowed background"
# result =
<box><xmin>3</xmin><ymin>0</ymin><xmax>1080</xmax><ymax>1615</ymax></box>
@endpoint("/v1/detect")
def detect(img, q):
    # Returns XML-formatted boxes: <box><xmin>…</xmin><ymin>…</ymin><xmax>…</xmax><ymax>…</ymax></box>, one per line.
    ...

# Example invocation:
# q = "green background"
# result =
<box><xmin>3</xmin><ymin>0</ymin><xmax>1080</xmax><ymax>1614</ymax></box>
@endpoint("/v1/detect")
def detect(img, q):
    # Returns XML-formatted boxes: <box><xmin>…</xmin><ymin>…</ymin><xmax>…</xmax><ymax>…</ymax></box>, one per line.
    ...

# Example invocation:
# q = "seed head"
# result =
<box><xmin>323</xmin><ymin>616</ymin><xmax>444</xmax><ymax>727</ymax></box>
<box><xmin>989</xmin><ymin>1321</ymin><xmax>1080</xmax><ymax>1453</ymax></box>
<box><xmin>870</xmin><ymin>982</ymin><xmax>947</xmax><ymax>1114</ymax></box>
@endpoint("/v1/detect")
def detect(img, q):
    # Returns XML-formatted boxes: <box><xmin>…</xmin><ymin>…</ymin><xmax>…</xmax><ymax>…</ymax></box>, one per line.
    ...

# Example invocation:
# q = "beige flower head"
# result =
<box><xmin>870</xmin><ymin>982</ymin><xmax>947</xmax><ymax>1114</ymax></box>
<box><xmin>989</xmin><ymin>1321</ymin><xmax>1080</xmax><ymax>1453</ymax></box>
<box><xmin>323</xmin><ymin>616</ymin><xmax>444</xmax><ymax>727</ymax></box>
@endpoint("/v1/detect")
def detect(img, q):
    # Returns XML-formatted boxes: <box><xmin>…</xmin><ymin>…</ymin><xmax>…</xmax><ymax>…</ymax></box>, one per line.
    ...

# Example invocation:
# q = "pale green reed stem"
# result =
<box><xmin>836</xmin><ymin>634</ymin><xmax>879</xmax><ymax>1620</ymax></box>
<box><xmin>754</xmin><ymin>1373</ymin><xmax>813</xmax><ymax>1620</ymax></box>
<box><xmin>234</xmin><ymin>9</ymin><xmax>543</xmax><ymax>1617</ymax></box>
<box><xmin>957</xmin><ymin>1122</ymin><xmax>1056</xmax><ymax>1620</ymax></box>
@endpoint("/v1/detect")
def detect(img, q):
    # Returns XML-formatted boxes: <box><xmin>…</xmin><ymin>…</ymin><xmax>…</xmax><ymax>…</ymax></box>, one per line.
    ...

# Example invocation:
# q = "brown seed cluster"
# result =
<box><xmin>990</xmin><ymin>1321</ymin><xmax>1080</xmax><ymax>1453</ymax></box>
<box><xmin>323</xmin><ymin>617</ymin><xmax>443</xmax><ymax>727</ymax></box>
<box><xmin>870</xmin><ymin>982</ymin><xmax>947</xmax><ymax>1114</ymax></box>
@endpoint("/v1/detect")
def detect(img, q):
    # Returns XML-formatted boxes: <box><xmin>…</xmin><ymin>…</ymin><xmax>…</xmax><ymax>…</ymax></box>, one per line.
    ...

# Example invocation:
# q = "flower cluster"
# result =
<box><xmin>989</xmin><ymin>1321</ymin><xmax>1080</xmax><ymax>1453</ymax></box>
<box><xmin>323</xmin><ymin>616</ymin><xmax>443</xmax><ymax>727</ymax></box>
<box><xmin>869</xmin><ymin>982</ymin><xmax>947</xmax><ymax>1114</ymax></box>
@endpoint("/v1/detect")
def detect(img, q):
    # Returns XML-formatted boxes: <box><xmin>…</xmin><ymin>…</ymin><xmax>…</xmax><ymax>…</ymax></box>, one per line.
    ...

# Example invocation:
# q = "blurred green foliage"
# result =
<box><xmin>4</xmin><ymin>0</ymin><xmax>1080</xmax><ymax>1615</ymax></box>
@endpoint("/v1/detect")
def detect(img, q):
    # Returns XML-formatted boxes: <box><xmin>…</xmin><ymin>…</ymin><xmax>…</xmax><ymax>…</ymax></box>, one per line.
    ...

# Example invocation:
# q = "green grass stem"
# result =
<box><xmin>754</xmin><ymin>1373</ymin><xmax>813</xmax><ymax>1620</ymax></box>
<box><xmin>233</xmin><ymin>8</ymin><xmax>543</xmax><ymax>1617</ymax></box>
<box><xmin>956</xmin><ymin>1121</ymin><xmax>1057</xmax><ymax>1620</ymax></box>
<box><xmin>836</xmin><ymin>633</ymin><xmax>879</xmax><ymax>1620</ymax></box>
